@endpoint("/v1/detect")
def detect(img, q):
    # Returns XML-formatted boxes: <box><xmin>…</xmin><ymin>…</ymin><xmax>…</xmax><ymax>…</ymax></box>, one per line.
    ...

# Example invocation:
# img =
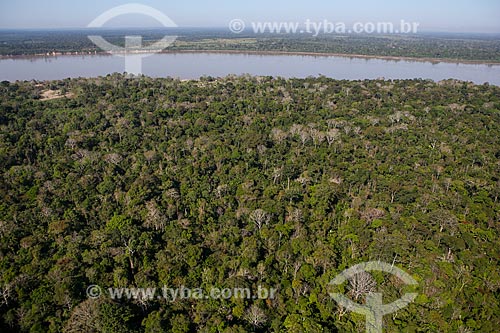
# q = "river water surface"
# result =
<box><xmin>1</xmin><ymin>52</ymin><xmax>499</xmax><ymax>85</ymax></box>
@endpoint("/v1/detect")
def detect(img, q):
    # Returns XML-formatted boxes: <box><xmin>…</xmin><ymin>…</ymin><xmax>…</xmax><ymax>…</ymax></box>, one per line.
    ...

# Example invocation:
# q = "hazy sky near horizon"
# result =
<box><xmin>0</xmin><ymin>0</ymin><xmax>499</xmax><ymax>33</ymax></box>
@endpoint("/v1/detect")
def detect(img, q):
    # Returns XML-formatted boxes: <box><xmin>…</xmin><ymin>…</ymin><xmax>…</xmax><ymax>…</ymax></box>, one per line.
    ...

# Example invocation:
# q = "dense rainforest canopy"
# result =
<box><xmin>0</xmin><ymin>75</ymin><xmax>499</xmax><ymax>332</ymax></box>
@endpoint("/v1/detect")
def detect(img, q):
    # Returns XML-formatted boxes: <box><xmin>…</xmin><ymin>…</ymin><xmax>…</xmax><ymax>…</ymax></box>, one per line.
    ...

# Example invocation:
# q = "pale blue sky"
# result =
<box><xmin>0</xmin><ymin>0</ymin><xmax>499</xmax><ymax>32</ymax></box>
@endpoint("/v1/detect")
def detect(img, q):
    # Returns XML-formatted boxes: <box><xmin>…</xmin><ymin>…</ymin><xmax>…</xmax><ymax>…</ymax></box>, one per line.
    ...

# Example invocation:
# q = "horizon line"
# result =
<box><xmin>0</xmin><ymin>27</ymin><xmax>499</xmax><ymax>35</ymax></box>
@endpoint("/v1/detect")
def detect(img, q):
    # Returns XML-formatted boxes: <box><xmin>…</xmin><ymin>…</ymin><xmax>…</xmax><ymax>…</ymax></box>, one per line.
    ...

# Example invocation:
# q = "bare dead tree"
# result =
<box><xmin>244</xmin><ymin>305</ymin><xmax>267</xmax><ymax>328</ymax></box>
<box><xmin>344</xmin><ymin>126</ymin><xmax>352</xmax><ymax>136</ymax></box>
<box><xmin>215</xmin><ymin>184</ymin><xmax>228</xmax><ymax>199</ymax></box>
<box><xmin>287</xmin><ymin>208</ymin><xmax>304</xmax><ymax>223</ymax></box>
<box><xmin>326</xmin><ymin>128</ymin><xmax>340</xmax><ymax>147</ymax></box>
<box><xmin>271</xmin><ymin>128</ymin><xmax>288</xmax><ymax>145</ymax></box>
<box><xmin>348</xmin><ymin>271</ymin><xmax>377</xmax><ymax>301</ymax></box>
<box><xmin>299</xmin><ymin>129</ymin><xmax>309</xmax><ymax>146</ymax></box>
<box><xmin>310</xmin><ymin>129</ymin><xmax>325</xmax><ymax>147</ymax></box>
<box><xmin>143</xmin><ymin>200</ymin><xmax>167</xmax><ymax>232</ymax></box>
<box><xmin>272</xmin><ymin>167</ymin><xmax>283</xmax><ymax>184</ymax></box>
<box><xmin>295</xmin><ymin>176</ymin><xmax>311</xmax><ymax>187</ymax></box>
<box><xmin>250</xmin><ymin>209</ymin><xmax>270</xmax><ymax>230</ymax></box>
<box><xmin>430</xmin><ymin>209</ymin><xmax>458</xmax><ymax>235</ymax></box>
<box><xmin>63</xmin><ymin>299</ymin><xmax>101</xmax><ymax>333</ymax></box>
<box><xmin>164</xmin><ymin>188</ymin><xmax>180</xmax><ymax>200</ymax></box>
<box><xmin>0</xmin><ymin>283</ymin><xmax>12</xmax><ymax>307</ymax></box>
<box><xmin>389</xmin><ymin>111</ymin><xmax>404</xmax><ymax>124</ymax></box>
<box><xmin>123</xmin><ymin>238</ymin><xmax>136</xmax><ymax>272</ymax></box>
<box><xmin>103</xmin><ymin>153</ymin><xmax>123</xmax><ymax>166</ymax></box>
<box><xmin>289</xmin><ymin>123</ymin><xmax>303</xmax><ymax>136</ymax></box>
<box><xmin>326</xmin><ymin>119</ymin><xmax>339</xmax><ymax>129</ymax></box>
